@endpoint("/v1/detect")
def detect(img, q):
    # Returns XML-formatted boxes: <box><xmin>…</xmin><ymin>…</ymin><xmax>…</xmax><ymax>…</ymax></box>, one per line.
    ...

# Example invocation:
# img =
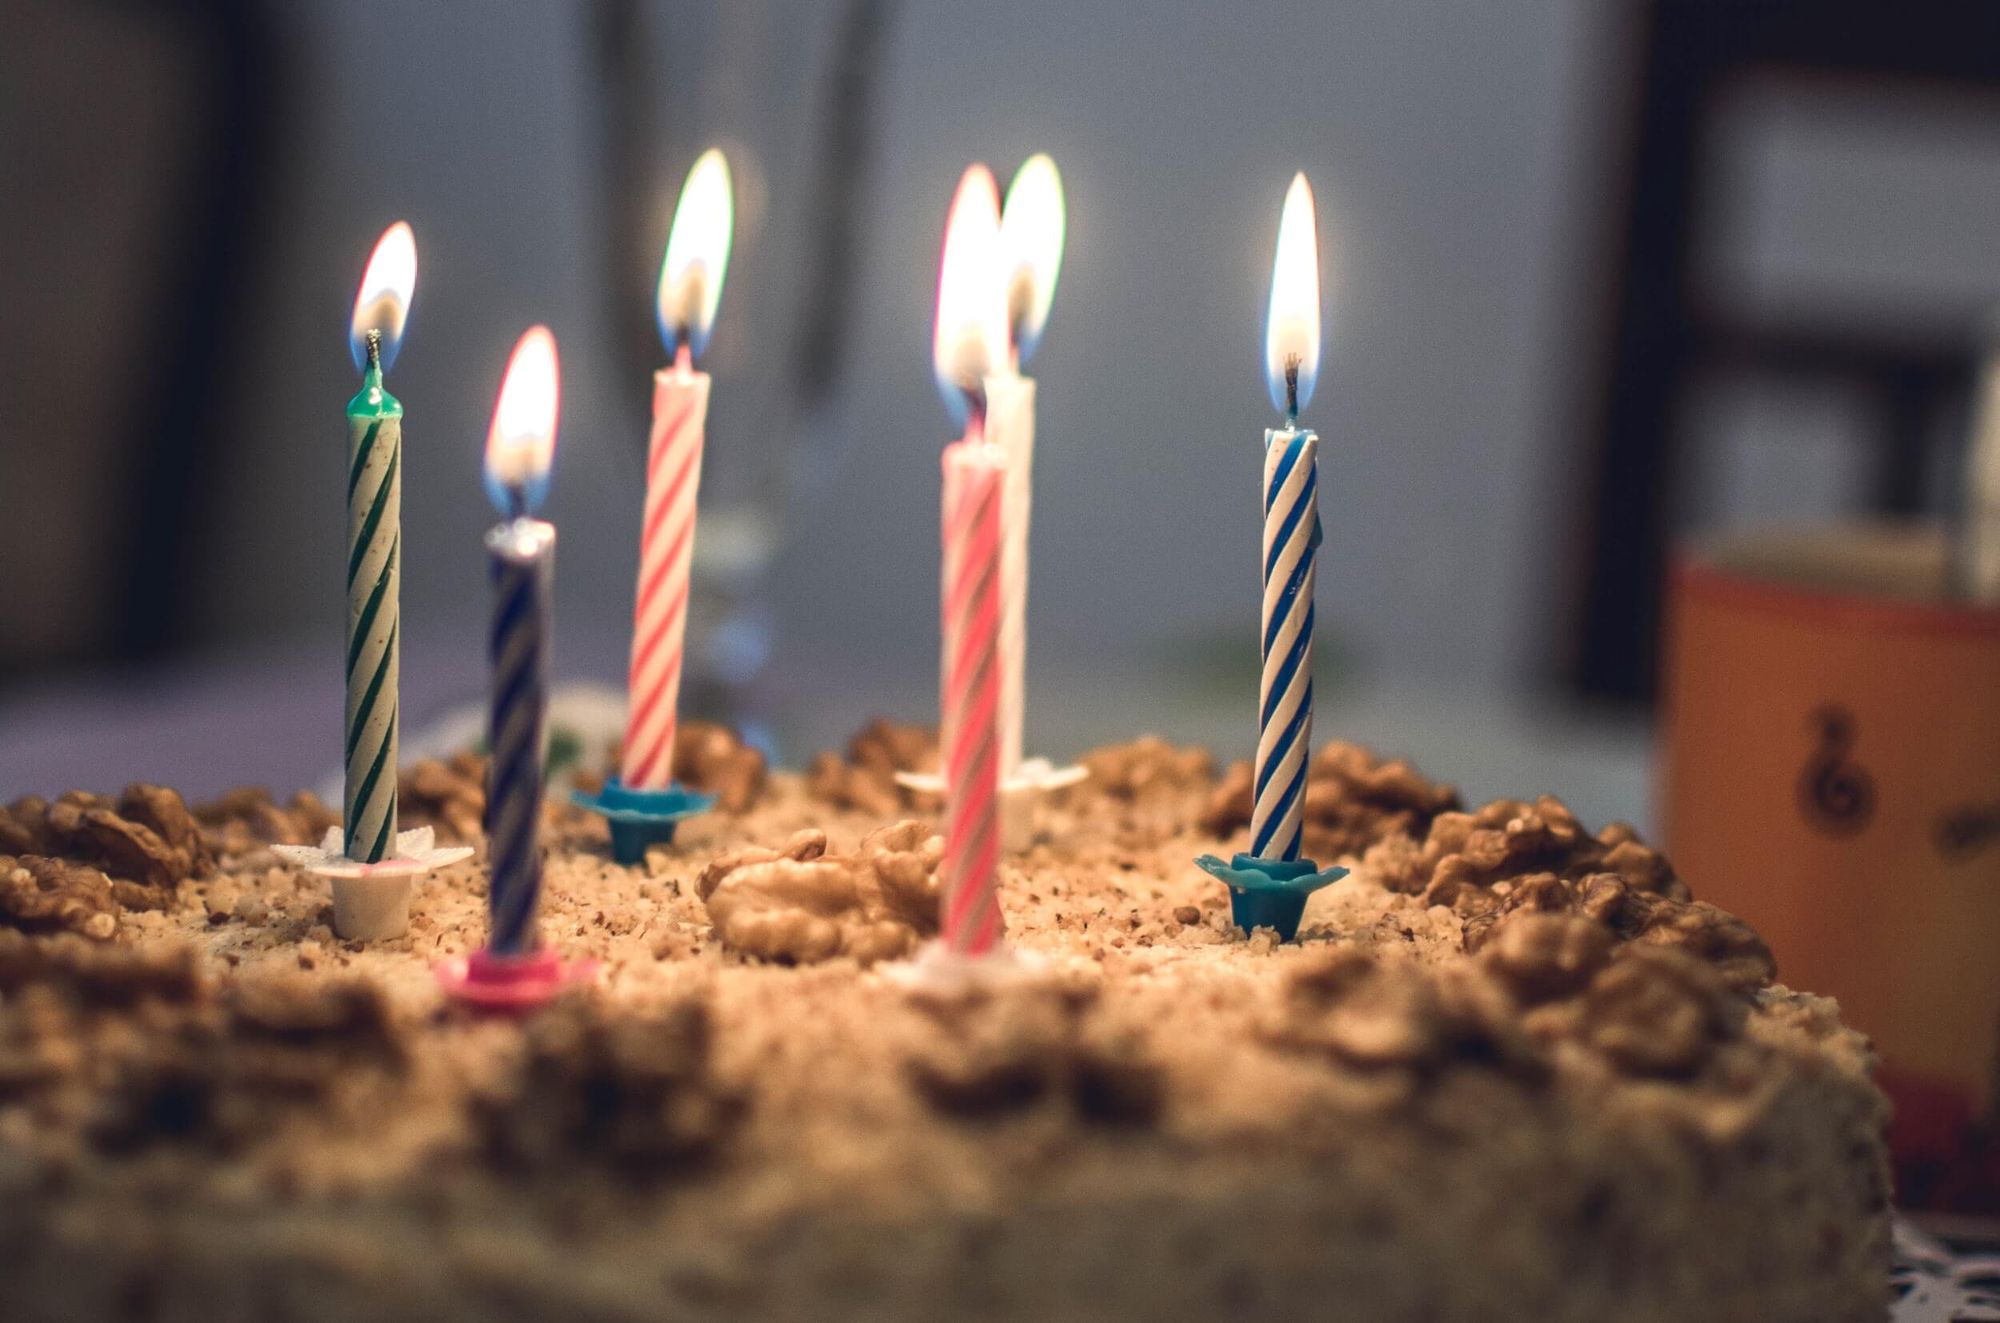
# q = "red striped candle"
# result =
<box><xmin>622</xmin><ymin>350</ymin><xmax>709</xmax><ymax>788</ymax></box>
<box><xmin>621</xmin><ymin>148</ymin><xmax>733</xmax><ymax>790</ymax></box>
<box><xmin>940</xmin><ymin>433</ymin><xmax>1007</xmax><ymax>954</ymax></box>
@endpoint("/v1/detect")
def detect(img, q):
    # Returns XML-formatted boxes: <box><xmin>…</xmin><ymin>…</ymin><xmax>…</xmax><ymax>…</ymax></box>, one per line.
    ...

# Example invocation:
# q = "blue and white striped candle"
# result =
<box><xmin>480</xmin><ymin>327</ymin><xmax>561</xmax><ymax>959</ymax></box>
<box><xmin>1252</xmin><ymin>173</ymin><xmax>1325</xmax><ymax>862</ymax></box>
<box><xmin>1255</xmin><ymin>426</ymin><xmax>1320</xmax><ymax>859</ymax></box>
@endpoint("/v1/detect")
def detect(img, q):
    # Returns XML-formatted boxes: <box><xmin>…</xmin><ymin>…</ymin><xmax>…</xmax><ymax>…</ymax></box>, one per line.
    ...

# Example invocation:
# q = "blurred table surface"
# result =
<box><xmin>0</xmin><ymin>623</ymin><xmax>1656</xmax><ymax>836</ymax></box>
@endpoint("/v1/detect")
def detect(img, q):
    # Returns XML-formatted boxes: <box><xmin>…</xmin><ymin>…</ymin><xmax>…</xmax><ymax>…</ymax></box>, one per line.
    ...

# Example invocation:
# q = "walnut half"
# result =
<box><xmin>699</xmin><ymin>822</ymin><xmax>944</xmax><ymax>965</ymax></box>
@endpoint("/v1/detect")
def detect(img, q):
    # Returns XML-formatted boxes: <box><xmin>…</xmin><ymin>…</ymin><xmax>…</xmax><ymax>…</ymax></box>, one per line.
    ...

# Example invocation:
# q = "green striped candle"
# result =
<box><xmin>345</xmin><ymin>223</ymin><xmax>416</xmax><ymax>863</ymax></box>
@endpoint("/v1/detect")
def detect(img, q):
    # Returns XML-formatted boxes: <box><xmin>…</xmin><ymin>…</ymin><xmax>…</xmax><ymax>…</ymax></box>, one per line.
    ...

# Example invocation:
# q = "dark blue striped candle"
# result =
<box><xmin>479</xmin><ymin>326</ymin><xmax>561</xmax><ymax>960</ymax></box>
<box><xmin>484</xmin><ymin>518</ymin><xmax>554</xmax><ymax>956</ymax></box>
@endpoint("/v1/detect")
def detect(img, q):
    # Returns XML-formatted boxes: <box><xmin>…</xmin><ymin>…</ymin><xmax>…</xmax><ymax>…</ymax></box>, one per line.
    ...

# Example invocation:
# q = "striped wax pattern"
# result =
<box><xmin>1252</xmin><ymin>427</ymin><xmax>1320</xmax><ymax>861</ymax></box>
<box><xmin>344</xmin><ymin>406</ymin><xmax>401</xmax><ymax>863</ymax></box>
<box><xmin>986</xmin><ymin>373</ymin><xmax>1036</xmax><ymax>780</ymax></box>
<box><xmin>940</xmin><ymin>440</ymin><xmax>1007</xmax><ymax>955</ymax></box>
<box><xmin>621</xmin><ymin>369</ymin><xmax>710</xmax><ymax>789</ymax></box>
<box><xmin>485</xmin><ymin>520</ymin><xmax>555</xmax><ymax>958</ymax></box>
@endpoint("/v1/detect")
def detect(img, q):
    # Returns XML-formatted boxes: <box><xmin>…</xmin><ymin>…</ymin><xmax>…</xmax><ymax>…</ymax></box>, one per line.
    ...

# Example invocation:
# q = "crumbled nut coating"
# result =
<box><xmin>0</xmin><ymin>737</ymin><xmax>1891</xmax><ymax>1323</ymax></box>
<box><xmin>1269</xmin><ymin>948</ymin><xmax>1541</xmax><ymax>1082</ymax></box>
<box><xmin>1477</xmin><ymin>912</ymin><xmax>1613</xmax><ymax>1005</ymax></box>
<box><xmin>477</xmin><ymin>995</ymin><xmax>744</xmax><ymax>1178</ymax></box>
<box><xmin>1202</xmin><ymin>742</ymin><xmax>1459</xmax><ymax>860</ymax></box>
<box><xmin>1576</xmin><ymin>946</ymin><xmax>1743</xmax><ymax>1078</ymax></box>
<box><xmin>905</xmin><ymin>983</ymin><xmax>1162</xmax><ymax>1126</ymax></box>
<box><xmin>1083</xmin><ymin>736</ymin><xmax>1215</xmax><ymax>802</ymax></box>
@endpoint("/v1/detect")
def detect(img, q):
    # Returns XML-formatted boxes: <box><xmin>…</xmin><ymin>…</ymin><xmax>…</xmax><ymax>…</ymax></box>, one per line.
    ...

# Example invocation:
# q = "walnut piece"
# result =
<box><xmin>1360</xmin><ymin>788</ymin><xmax>1688</xmax><ymax>924</ymax></box>
<box><xmin>400</xmin><ymin>753</ymin><xmax>487</xmax><ymax>843</ymax></box>
<box><xmin>699</xmin><ymin>821</ymin><xmax>943</xmax><ymax>965</ymax></box>
<box><xmin>669</xmin><ymin>720</ymin><xmax>768</xmax><ymax>813</ymax></box>
<box><xmin>16</xmin><ymin>785</ymin><xmax>211</xmax><ymax>900</ymax></box>
<box><xmin>0</xmin><ymin>856</ymin><xmax>120</xmax><ymax>940</ymax></box>
<box><xmin>1635</xmin><ymin>900</ymin><xmax>1776</xmax><ymax>992</ymax></box>
<box><xmin>194</xmin><ymin>788</ymin><xmax>341</xmax><ymax>857</ymax></box>
<box><xmin>695</xmin><ymin>829</ymin><xmax>828</xmax><ymax>901</ymax></box>
<box><xmin>805</xmin><ymin>719</ymin><xmax>937</xmax><ymax>815</ymax></box>
<box><xmin>1459</xmin><ymin>870</ymin><xmax>1775</xmax><ymax>994</ymax></box>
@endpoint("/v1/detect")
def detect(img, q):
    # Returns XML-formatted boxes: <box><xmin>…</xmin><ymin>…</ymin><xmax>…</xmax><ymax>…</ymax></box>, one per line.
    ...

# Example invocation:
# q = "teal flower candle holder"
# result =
<box><xmin>1194</xmin><ymin>852</ymin><xmax>1348</xmax><ymax>942</ymax></box>
<box><xmin>572</xmin><ymin>778</ymin><xmax>716</xmax><ymax>864</ymax></box>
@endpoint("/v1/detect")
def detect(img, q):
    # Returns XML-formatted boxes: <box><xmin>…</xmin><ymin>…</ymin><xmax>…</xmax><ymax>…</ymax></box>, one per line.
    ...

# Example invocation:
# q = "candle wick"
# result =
<box><xmin>1284</xmin><ymin>356</ymin><xmax>1300</xmax><ymax>428</ymax></box>
<box><xmin>506</xmin><ymin>483</ymin><xmax>529</xmax><ymax>524</ymax></box>
<box><xmin>366</xmin><ymin>329</ymin><xmax>383</xmax><ymax>373</ymax></box>
<box><xmin>674</xmin><ymin>340</ymin><xmax>694</xmax><ymax>373</ymax></box>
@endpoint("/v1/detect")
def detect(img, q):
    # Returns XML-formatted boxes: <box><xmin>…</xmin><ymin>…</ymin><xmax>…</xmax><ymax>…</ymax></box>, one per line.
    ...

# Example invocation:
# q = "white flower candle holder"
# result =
<box><xmin>274</xmin><ymin>826</ymin><xmax>472</xmax><ymax>942</ymax></box>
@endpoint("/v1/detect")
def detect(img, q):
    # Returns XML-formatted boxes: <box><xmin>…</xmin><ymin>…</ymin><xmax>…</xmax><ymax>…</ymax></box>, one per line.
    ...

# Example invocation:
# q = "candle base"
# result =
<box><xmin>273</xmin><ymin>826</ymin><xmax>474</xmax><ymax>942</ymax></box>
<box><xmin>435</xmin><ymin>946</ymin><xmax>600</xmax><ymax>1014</ymax></box>
<box><xmin>880</xmin><ymin>939</ymin><xmax>1053</xmax><ymax>1001</ymax></box>
<box><xmin>893</xmin><ymin>757</ymin><xmax>1088</xmax><ymax>852</ymax></box>
<box><xmin>1193</xmin><ymin>852</ymin><xmax>1350</xmax><ymax>943</ymax></box>
<box><xmin>570</xmin><ymin>778</ymin><xmax>718</xmax><ymax>864</ymax></box>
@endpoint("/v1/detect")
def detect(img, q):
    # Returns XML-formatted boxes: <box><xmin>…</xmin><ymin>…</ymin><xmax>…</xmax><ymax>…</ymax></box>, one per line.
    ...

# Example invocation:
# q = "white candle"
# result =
<box><xmin>986</xmin><ymin>155</ymin><xmax>1065</xmax><ymax>778</ymax></box>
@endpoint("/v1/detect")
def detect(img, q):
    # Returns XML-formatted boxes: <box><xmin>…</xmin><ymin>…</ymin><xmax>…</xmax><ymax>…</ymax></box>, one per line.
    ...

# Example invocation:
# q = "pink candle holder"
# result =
<box><xmin>435</xmin><ymin>946</ymin><xmax>600</xmax><ymax>1014</ymax></box>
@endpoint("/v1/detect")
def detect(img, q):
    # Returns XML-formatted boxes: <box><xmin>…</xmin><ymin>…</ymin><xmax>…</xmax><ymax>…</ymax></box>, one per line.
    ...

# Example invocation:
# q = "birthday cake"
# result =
<box><xmin>0</xmin><ymin>726</ymin><xmax>1888</xmax><ymax>1323</ymax></box>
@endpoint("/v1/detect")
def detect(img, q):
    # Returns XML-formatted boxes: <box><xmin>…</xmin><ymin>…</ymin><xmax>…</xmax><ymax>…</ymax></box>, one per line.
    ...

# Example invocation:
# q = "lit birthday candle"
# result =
<box><xmin>622</xmin><ymin>149</ymin><xmax>734</xmax><ymax>792</ymax></box>
<box><xmin>1254</xmin><ymin>173</ymin><xmax>1323</xmax><ymax>863</ymax></box>
<box><xmin>988</xmin><ymin>154</ymin><xmax>1065</xmax><ymax>779</ymax></box>
<box><xmin>481</xmin><ymin>327</ymin><xmax>560</xmax><ymax>959</ymax></box>
<box><xmin>344</xmin><ymin>223</ymin><xmax>416</xmax><ymax>863</ymax></box>
<box><xmin>934</xmin><ymin>166</ymin><xmax>1010</xmax><ymax>955</ymax></box>
<box><xmin>1195</xmin><ymin>172</ymin><xmax>1349</xmax><ymax>942</ymax></box>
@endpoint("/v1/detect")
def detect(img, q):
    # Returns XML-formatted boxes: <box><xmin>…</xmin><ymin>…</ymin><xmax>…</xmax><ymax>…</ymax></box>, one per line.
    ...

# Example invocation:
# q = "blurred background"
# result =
<box><xmin>4</xmin><ymin>0</ymin><xmax>1998</xmax><ymax>822</ymax></box>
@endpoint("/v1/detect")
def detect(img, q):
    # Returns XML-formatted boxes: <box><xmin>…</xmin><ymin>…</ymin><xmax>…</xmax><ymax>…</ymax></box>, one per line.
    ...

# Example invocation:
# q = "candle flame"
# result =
<box><xmin>932</xmin><ymin>164</ymin><xmax>1006</xmax><ymax>429</ymax></box>
<box><xmin>1263</xmin><ymin>173</ymin><xmax>1322</xmax><ymax>418</ymax></box>
<box><xmin>657</xmin><ymin>148</ymin><xmax>734</xmax><ymax>362</ymax></box>
<box><xmin>349</xmin><ymin>222</ymin><xmax>417</xmax><ymax>374</ymax></box>
<box><xmin>1000</xmin><ymin>153</ymin><xmax>1065</xmax><ymax>367</ymax></box>
<box><xmin>484</xmin><ymin>326</ymin><xmax>560</xmax><ymax>517</ymax></box>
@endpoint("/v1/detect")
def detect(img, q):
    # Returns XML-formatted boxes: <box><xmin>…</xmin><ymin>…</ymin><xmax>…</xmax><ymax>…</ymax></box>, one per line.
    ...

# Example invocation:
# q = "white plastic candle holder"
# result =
<box><xmin>894</xmin><ymin>756</ymin><xmax>1087</xmax><ymax>853</ymax></box>
<box><xmin>274</xmin><ymin>826</ymin><xmax>473</xmax><ymax>942</ymax></box>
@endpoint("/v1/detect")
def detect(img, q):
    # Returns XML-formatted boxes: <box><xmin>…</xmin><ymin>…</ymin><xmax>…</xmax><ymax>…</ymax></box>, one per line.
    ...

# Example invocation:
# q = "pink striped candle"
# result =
<box><xmin>622</xmin><ymin>349</ymin><xmax>709</xmax><ymax>788</ymax></box>
<box><xmin>931</xmin><ymin>164</ymin><xmax>1010</xmax><ymax>954</ymax></box>
<box><xmin>940</xmin><ymin>433</ymin><xmax>1007</xmax><ymax>954</ymax></box>
<box><xmin>621</xmin><ymin>148</ymin><xmax>733</xmax><ymax>790</ymax></box>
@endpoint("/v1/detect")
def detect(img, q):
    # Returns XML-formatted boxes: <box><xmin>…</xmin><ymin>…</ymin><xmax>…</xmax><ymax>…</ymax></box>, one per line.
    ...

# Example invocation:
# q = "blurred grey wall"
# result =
<box><xmin>174</xmin><ymin>0</ymin><xmax>1604</xmax><ymax>696</ymax></box>
<box><xmin>16</xmin><ymin>0</ymin><xmax>2000</xmax><ymax>731</ymax></box>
